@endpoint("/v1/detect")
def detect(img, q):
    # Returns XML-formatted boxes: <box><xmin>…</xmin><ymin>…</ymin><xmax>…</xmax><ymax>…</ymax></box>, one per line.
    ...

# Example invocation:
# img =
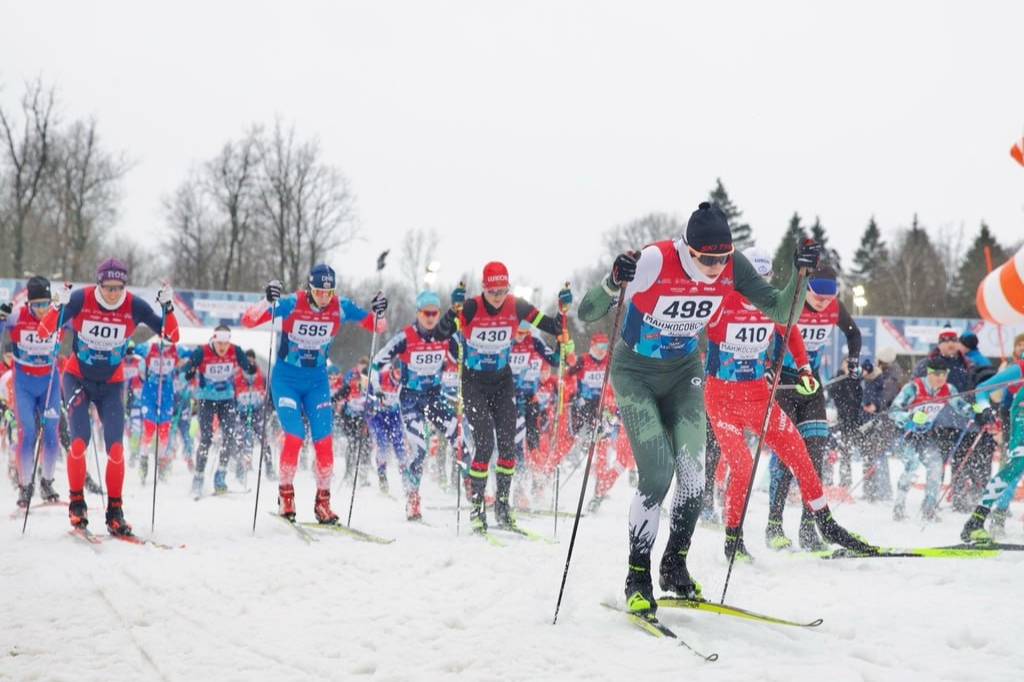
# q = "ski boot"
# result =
<box><xmin>798</xmin><ymin>513</ymin><xmax>827</xmax><ymax>552</ymax></box>
<box><xmin>314</xmin><ymin>489</ymin><xmax>339</xmax><ymax>525</ymax></box>
<box><xmin>278</xmin><ymin>484</ymin><xmax>296</xmax><ymax>521</ymax></box>
<box><xmin>469</xmin><ymin>492</ymin><xmax>487</xmax><ymax>534</ymax></box>
<box><xmin>16</xmin><ymin>484</ymin><xmax>33</xmax><ymax>508</ymax></box>
<box><xmin>960</xmin><ymin>507</ymin><xmax>992</xmax><ymax>543</ymax></box>
<box><xmin>494</xmin><ymin>472</ymin><xmax>516</xmax><ymax>528</ymax></box>
<box><xmin>814</xmin><ymin>507</ymin><xmax>874</xmax><ymax>553</ymax></box>
<box><xmin>587</xmin><ymin>495</ymin><xmax>604</xmax><ymax>514</ymax></box>
<box><xmin>84</xmin><ymin>473</ymin><xmax>103</xmax><ymax>495</ymax></box>
<box><xmin>378</xmin><ymin>469</ymin><xmax>389</xmax><ymax>495</ymax></box>
<box><xmin>191</xmin><ymin>474</ymin><xmax>204</xmax><ymax>499</ymax></box>
<box><xmin>658</xmin><ymin>549</ymin><xmax>702</xmax><ymax>600</ymax></box>
<box><xmin>765</xmin><ymin>519</ymin><xmax>792</xmax><ymax>550</ymax></box>
<box><xmin>624</xmin><ymin>564</ymin><xmax>657</xmax><ymax>615</ymax></box>
<box><xmin>158</xmin><ymin>459</ymin><xmax>172</xmax><ymax>483</ymax></box>
<box><xmin>724</xmin><ymin>526</ymin><xmax>754</xmax><ymax>563</ymax></box>
<box><xmin>892</xmin><ymin>503</ymin><xmax>907</xmax><ymax>522</ymax></box>
<box><xmin>68</xmin><ymin>490</ymin><xmax>88</xmax><ymax>528</ymax></box>
<box><xmin>406</xmin><ymin>490</ymin><xmax>422</xmax><ymax>521</ymax></box>
<box><xmin>213</xmin><ymin>470</ymin><xmax>228</xmax><ymax>494</ymax></box>
<box><xmin>39</xmin><ymin>478</ymin><xmax>59</xmax><ymax>502</ymax></box>
<box><xmin>990</xmin><ymin>508</ymin><xmax>1009</xmax><ymax>539</ymax></box>
<box><xmin>494</xmin><ymin>498</ymin><xmax>517</xmax><ymax>529</ymax></box>
<box><xmin>105</xmin><ymin>497</ymin><xmax>133</xmax><ymax>536</ymax></box>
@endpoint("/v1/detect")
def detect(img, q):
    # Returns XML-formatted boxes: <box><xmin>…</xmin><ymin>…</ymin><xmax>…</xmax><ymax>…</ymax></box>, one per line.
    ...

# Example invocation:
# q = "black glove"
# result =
<box><xmin>185</xmin><ymin>368</ymin><xmax>196</xmax><ymax>382</ymax></box>
<box><xmin>0</xmin><ymin>302</ymin><xmax>11</xmax><ymax>319</ymax></box>
<box><xmin>371</xmin><ymin>290</ymin><xmax>388</xmax><ymax>315</ymax></box>
<box><xmin>974</xmin><ymin>407</ymin><xmax>994</xmax><ymax>426</ymax></box>
<box><xmin>265</xmin><ymin>279</ymin><xmax>283</xmax><ymax>303</ymax></box>
<box><xmin>764</xmin><ymin>365</ymin><xmax>776</xmax><ymax>386</ymax></box>
<box><xmin>794</xmin><ymin>240</ymin><xmax>823</xmax><ymax>272</ymax></box>
<box><xmin>846</xmin><ymin>358</ymin><xmax>862</xmax><ymax>380</ymax></box>
<box><xmin>610</xmin><ymin>252</ymin><xmax>637</xmax><ymax>286</ymax></box>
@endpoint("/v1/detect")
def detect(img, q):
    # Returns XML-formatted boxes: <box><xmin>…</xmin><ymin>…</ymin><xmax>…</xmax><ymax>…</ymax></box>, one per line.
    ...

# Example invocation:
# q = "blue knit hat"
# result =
<box><xmin>415</xmin><ymin>290</ymin><xmax>441</xmax><ymax>310</ymax></box>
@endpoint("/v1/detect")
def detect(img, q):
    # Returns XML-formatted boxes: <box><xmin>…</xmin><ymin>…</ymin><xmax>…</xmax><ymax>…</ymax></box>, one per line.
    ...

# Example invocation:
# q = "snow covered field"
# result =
<box><xmin>2</xmin><ymin>453</ymin><xmax>1021</xmax><ymax>682</ymax></box>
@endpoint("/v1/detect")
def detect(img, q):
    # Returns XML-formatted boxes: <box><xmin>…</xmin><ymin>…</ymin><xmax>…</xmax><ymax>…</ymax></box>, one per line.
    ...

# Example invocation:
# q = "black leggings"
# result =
<box><xmin>463</xmin><ymin>370</ymin><xmax>517</xmax><ymax>481</ymax></box>
<box><xmin>195</xmin><ymin>399</ymin><xmax>239</xmax><ymax>474</ymax></box>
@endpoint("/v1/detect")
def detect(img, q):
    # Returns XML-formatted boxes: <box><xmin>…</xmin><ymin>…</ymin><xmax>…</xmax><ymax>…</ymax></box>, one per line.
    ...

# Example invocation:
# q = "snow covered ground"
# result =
<box><xmin>2</xmin><ymin>451</ymin><xmax>1021</xmax><ymax>682</ymax></box>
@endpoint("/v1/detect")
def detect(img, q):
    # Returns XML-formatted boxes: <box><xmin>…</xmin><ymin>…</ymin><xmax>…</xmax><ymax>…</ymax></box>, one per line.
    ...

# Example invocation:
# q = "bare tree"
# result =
<box><xmin>255</xmin><ymin>120</ymin><xmax>358</xmax><ymax>288</ymax></box>
<box><xmin>203</xmin><ymin>129</ymin><xmax>260</xmax><ymax>290</ymax></box>
<box><xmin>0</xmin><ymin>78</ymin><xmax>57</xmax><ymax>276</ymax></box>
<box><xmin>42</xmin><ymin>118</ymin><xmax>131</xmax><ymax>281</ymax></box>
<box><xmin>111</xmin><ymin>236</ymin><xmax>164</xmax><ymax>287</ymax></box>
<box><xmin>163</xmin><ymin>174</ymin><xmax>222</xmax><ymax>290</ymax></box>
<box><xmin>398</xmin><ymin>227</ymin><xmax>440</xmax><ymax>297</ymax></box>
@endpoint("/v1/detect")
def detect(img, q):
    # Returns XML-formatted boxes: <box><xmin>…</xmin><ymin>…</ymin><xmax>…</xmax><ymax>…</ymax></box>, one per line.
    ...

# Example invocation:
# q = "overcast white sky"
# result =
<box><xmin>3</xmin><ymin>1</ymin><xmax>1023</xmax><ymax>299</ymax></box>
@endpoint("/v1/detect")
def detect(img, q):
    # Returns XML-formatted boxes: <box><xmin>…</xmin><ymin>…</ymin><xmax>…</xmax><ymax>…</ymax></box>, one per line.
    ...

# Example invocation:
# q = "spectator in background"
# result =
<box><xmin>859</xmin><ymin>346</ymin><xmax>904</xmax><ymax>501</ymax></box>
<box><xmin>961</xmin><ymin>329</ymin><xmax>996</xmax><ymax>387</ymax></box>
<box><xmin>829</xmin><ymin>358</ymin><xmax>865</xmax><ymax>487</ymax></box>
<box><xmin>913</xmin><ymin>326</ymin><xmax>973</xmax><ymax>392</ymax></box>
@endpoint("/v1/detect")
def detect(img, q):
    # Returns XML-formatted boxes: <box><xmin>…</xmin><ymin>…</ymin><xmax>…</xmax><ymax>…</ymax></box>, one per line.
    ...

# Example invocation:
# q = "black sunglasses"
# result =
<box><xmin>688</xmin><ymin>245</ymin><xmax>733</xmax><ymax>267</ymax></box>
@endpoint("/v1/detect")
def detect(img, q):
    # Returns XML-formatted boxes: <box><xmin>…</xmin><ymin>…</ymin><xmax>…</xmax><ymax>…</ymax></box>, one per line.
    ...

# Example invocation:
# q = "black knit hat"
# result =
<box><xmin>685</xmin><ymin>202</ymin><xmax>732</xmax><ymax>254</ymax></box>
<box><xmin>926</xmin><ymin>355</ymin><xmax>948</xmax><ymax>372</ymax></box>
<box><xmin>26</xmin><ymin>276</ymin><xmax>50</xmax><ymax>301</ymax></box>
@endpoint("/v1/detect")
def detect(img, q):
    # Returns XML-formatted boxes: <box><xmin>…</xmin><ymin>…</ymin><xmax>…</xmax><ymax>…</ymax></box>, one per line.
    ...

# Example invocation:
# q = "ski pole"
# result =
<box><xmin>21</xmin><ymin>300</ymin><xmax>67</xmax><ymax>534</ymax></box>
<box><xmin>933</xmin><ymin>424</ymin><xmax>986</xmax><ymax>514</ymax></box>
<box><xmin>347</xmin><ymin>300</ymin><xmax>383</xmax><ymax>528</ymax></box>
<box><xmin>553</xmin><ymin>285</ymin><xmax>626</xmax><ymax>626</ymax></box>
<box><xmin>551</xmin><ymin>281</ymin><xmax>571</xmax><ymax>536</ymax></box>
<box><xmin>89</xmin><ymin>408</ymin><xmax>107</xmax><ymax>507</ymax></box>
<box><xmin>880</xmin><ymin>377</ymin><xmax>1024</xmax><ymax>411</ymax></box>
<box><xmin>251</xmin><ymin>299</ymin><xmax>277</xmax><ymax>534</ymax></box>
<box><xmin>451</xmin><ymin>287</ymin><xmax>466</xmax><ymax>535</ymax></box>
<box><xmin>720</xmin><ymin>263</ymin><xmax>810</xmax><ymax>605</ymax></box>
<box><xmin>150</xmin><ymin>305</ymin><xmax>168</xmax><ymax>532</ymax></box>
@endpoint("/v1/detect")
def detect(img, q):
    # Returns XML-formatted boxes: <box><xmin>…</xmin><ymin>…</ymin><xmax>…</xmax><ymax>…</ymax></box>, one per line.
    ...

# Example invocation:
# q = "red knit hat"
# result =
<box><xmin>591</xmin><ymin>332</ymin><xmax>609</xmax><ymax>345</ymax></box>
<box><xmin>482</xmin><ymin>261</ymin><xmax>509</xmax><ymax>289</ymax></box>
<box><xmin>938</xmin><ymin>326</ymin><xmax>958</xmax><ymax>343</ymax></box>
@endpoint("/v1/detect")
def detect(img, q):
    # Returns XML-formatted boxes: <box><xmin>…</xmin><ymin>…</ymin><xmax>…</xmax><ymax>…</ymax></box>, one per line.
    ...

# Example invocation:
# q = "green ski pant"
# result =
<box><xmin>609</xmin><ymin>344</ymin><xmax>706</xmax><ymax>568</ymax></box>
<box><xmin>980</xmin><ymin>395</ymin><xmax>1024</xmax><ymax>509</ymax></box>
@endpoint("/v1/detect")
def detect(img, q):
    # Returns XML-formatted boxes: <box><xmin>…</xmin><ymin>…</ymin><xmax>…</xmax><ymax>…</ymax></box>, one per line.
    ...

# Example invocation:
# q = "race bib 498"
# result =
<box><xmin>644</xmin><ymin>296</ymin><xmax>722</xmax><ymax>337</ymax></box>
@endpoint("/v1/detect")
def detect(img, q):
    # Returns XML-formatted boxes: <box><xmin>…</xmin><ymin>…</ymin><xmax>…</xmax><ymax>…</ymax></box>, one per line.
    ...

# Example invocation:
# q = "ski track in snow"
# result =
<box><xmin>2</xmin><ymin>455</ymin><xmax>1021</xmax><ymax>681</ymax></box>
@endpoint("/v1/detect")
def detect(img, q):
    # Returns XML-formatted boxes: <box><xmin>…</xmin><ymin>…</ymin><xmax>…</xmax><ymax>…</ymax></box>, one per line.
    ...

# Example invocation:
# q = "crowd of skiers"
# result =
<box><xmin>3</xmin><ymin>206</ymin><xmax>1023</xmax><ymax>621</ymax></box>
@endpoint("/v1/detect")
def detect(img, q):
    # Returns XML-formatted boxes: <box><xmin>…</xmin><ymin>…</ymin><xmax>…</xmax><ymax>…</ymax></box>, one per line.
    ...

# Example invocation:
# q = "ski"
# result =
<box><xmin>69</xmin><ymin>526</ymin><xmax>102</xmax><ymax>545</ymax></box>
<box><xmin>298</xmin><ymin>521</ymin><xmax>394</xmax><ymax>545</ymax></box>
<box><xmin>212</xmin><ymin>489</ymin><xmax>252</xmax><ymax>497</ymax></box>
<box><xmin>470</xmin><ymin>528</ymin><xmax>506</xmax><ymax>547</ymax></box>
<box><xmin>268</xmin><ymin>512</ymin><xmax>319</xmax><ymax>544</ymax></box>
<box><xmin>517</xmin><ymin>507</ymin><xmax>579</xmax><ymax>519</ymax></box>
<box><xmin>937</xmin><ymin>542</ymin><xmax>1024</xmax><ymax>551</ymax></box>
<box><xmin>601</xmin><ymin>603</ymin><xmax>718</xmax><ymax>662</ymax></box>
<box><xmin>106</xmin><ymin>534</ymin><xmax>181</xmax><ymax>550</ymax></box>
<box><xmin>656</xmin><ymin>597</ymin><xmax>823</xmax><ymax>627</ymax></box>
<box><xmin>9</xmin><ymin>500</ymin><xmax>71</xmax><ymax>519</ymax></box>
<box><xmin>491</xmin><ymin>523</ymin><xmax>556</xmax><ymax>544</ymax></box>
<box><xmin>812</xmin><ymin>546</ymin><xmax>1003</xmax><ymax>560</ymax></box>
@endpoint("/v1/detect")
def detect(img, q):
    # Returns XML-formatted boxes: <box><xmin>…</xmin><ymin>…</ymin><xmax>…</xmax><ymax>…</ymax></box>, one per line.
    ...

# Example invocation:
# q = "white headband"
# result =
<box><xmin>212</xmin><ymin>330</ymin><xmax>231</xmax><ymax>343</ymax></box>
